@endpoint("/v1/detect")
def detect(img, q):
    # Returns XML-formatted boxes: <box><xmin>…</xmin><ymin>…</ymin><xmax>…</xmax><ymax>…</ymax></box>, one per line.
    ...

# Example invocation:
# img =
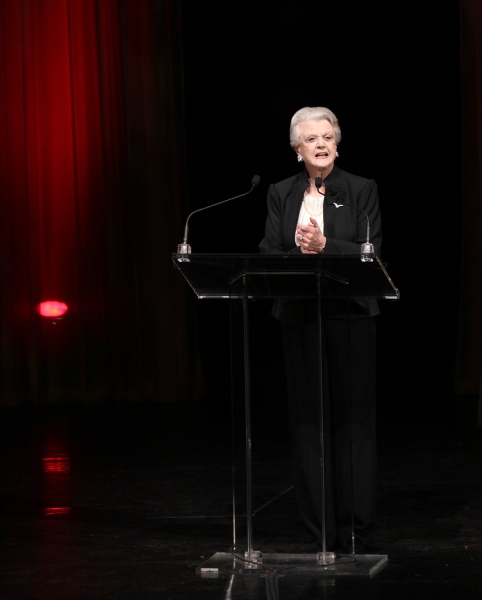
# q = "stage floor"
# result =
<box><xmin>1</xmin><ymin>398</ymin><xmax>481</xmax><ymax>599</ymax></box>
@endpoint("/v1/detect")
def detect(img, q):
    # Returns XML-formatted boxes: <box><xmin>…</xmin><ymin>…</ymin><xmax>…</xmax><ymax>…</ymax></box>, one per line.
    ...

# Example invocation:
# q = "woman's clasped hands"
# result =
<box><xmin>297</xmin><ymin>217</ymin><xmax>326</xmax><ymax>254</ymax></box>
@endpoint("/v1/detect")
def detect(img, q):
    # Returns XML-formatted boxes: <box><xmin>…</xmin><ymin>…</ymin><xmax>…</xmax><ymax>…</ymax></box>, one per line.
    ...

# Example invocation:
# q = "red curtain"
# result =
<box><xmin>0</xmin><ymin>0</ymin><xmax>202</xmax><ymax>405</ymax></box>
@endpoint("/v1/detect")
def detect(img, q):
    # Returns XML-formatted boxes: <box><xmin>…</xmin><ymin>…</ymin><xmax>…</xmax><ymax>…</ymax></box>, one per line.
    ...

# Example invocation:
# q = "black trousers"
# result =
<box><xmin>282</xmin><ymin>316</ymin><xmax>377</xmax><ymax>552</ymax></box>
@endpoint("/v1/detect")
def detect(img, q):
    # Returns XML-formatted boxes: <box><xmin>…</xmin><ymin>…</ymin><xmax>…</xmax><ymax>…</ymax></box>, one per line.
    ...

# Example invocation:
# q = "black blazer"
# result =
<box><xmin>259</xmin><ymin>165</ymin><xmax>382</xmax><ymax>321</ymax></box>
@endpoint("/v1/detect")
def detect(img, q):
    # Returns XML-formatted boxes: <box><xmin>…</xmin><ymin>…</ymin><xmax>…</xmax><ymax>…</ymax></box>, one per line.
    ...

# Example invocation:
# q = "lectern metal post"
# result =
<box><xmin>242</xmin><ymin>273</ymin><xmax>258</xmax><ymax>563</ymax></box>
<box><xmin>316</xmin><ymin>272</ymin><xmax>334</xmax><ymax>566</ymax></box>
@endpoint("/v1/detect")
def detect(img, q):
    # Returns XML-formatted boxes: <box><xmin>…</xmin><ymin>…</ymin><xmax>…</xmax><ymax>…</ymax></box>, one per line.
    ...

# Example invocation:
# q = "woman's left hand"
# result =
<box><xmin>297</xmin><ymin>217</ymin><xmax>326</xmax><ymax>254</ymax></box>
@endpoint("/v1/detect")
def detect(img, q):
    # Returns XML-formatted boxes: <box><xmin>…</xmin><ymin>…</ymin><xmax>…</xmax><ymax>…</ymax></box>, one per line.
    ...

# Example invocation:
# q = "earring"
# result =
<box><xmin>297</xmin><ymin>155</ymin><xmax>303</xmax><ymax>162</ymax></box>
<box><xmin>336</xmin><ymin>151</ymin><xmax>339</xmax><ymax>157</ymax></box>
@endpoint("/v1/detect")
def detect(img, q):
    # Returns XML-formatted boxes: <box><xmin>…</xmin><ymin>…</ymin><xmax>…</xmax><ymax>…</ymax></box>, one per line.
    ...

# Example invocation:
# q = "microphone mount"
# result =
<box><xmin>177</xmin><ymin>175</ymin><xmax>261</xmax><ymax>261</ymax></box>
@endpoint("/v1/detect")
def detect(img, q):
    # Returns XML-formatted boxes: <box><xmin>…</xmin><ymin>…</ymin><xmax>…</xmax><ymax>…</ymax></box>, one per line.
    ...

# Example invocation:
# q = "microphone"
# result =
<box><xmin>176</xmin><ymin>175</ymin><xmax>261</xmax><ymax>261</ymax></box>
<box><xmin>315</xmin><ymin>178</ymin><xmax>374</xmax><ymax>262</ymax></box>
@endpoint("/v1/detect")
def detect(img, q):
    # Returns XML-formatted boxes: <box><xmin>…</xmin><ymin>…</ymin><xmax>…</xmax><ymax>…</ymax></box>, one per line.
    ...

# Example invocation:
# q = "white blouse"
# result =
<box><xmin>295</xmin><ymin>193</ymin><xmax>325</xmax><ymax>246</ymax></box>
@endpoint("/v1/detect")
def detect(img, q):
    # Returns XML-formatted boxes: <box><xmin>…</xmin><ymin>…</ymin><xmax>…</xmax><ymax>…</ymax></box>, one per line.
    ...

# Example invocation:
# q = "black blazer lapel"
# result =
<box><xmin>322</xmin><ymin>165</ymin><xmax>342</xmax><ymax>239</ymax></box>
<box><xmin>282</xmin><ymin>171</ymin><xmax>308</xmax><ymax>246</ymax></box>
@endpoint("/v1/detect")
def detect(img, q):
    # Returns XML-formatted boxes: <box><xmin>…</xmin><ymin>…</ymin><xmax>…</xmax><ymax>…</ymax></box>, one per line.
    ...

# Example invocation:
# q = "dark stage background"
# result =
<box><xmin>182</xmin><ymin>0</ymin><xmax>463</xmax><ymax>426</ymax></box>
<box><xmin>0</xmin><ymin>0</ymin><xmax>479</xmax><ymax>429</ymax></box>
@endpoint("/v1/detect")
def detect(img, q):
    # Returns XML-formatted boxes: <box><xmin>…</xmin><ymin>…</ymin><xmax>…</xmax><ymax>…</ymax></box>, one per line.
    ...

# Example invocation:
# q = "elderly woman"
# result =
<box><xmin>259</xmin><ymin>107</ymin><xmax>382</xmax><ymax>554</ymax></box>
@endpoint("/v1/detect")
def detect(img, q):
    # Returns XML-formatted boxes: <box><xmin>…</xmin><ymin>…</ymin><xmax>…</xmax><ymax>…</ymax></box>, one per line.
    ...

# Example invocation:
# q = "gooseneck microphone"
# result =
<box><xmin>314</xmin><ymin>177</ymin><xmax>374</xmax><ymax>262</ymax></box>
<box><xmin>177</xmin><ymin>175</ymin><xmax>261</xmax><ymax>261</ymax></box>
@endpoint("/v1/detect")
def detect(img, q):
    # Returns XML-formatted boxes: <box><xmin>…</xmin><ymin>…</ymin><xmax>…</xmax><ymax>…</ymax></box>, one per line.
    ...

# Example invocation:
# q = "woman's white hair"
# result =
<box><xmin>289</xmin><ymin>106</ymin><xmax>342</xmax><ymax>149</ymax></box>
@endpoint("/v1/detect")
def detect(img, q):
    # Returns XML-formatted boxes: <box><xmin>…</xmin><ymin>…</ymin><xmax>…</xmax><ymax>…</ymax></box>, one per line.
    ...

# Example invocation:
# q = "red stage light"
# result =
<box><xmin>45</xmin><ymin>507</ymin><xmax>71</xmax><ymax>516</ymax></box>
<box><xmin>37</xmin><ymin>301</ymin><xmax>68</xmax><ymax>318</ymax></box>
<box><xmin>43</xmin><ymin>454</ymin><xmax>70</xmax><ymax>473</ymax></box>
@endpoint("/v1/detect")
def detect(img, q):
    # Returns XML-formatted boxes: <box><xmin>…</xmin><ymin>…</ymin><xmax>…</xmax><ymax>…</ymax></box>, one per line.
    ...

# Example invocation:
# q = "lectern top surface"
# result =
<box><xmin>172</xmin><ymin>253</ymin><xmax>400</xmax><ymax>301</ymax></box>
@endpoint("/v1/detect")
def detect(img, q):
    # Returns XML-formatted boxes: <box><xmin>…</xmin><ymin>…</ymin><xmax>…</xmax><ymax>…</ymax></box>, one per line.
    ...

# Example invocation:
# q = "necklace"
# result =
<box><xmin>303</xmin><ymin>191</ymin><xmax>324</xmax><ymax>217</ymax></box>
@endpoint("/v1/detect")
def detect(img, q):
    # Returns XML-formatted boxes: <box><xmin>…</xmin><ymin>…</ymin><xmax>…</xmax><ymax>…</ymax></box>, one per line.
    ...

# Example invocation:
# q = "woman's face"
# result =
<box><xmin>296</xmin><ymin>119</ymin><xmax>338</xmax><ymax>174</ymax></box>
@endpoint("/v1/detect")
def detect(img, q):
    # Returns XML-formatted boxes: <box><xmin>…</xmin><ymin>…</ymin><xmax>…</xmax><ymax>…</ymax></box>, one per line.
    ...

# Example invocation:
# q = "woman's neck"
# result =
<box><xmin>306</xmin><ymin>164</ymin><xmax>334</xmax><ymax>196</ymax></box>
<box><xmin>306</xmin><ymin>163</ymin><xmax>334</xmax><ymax>185</ymax></box>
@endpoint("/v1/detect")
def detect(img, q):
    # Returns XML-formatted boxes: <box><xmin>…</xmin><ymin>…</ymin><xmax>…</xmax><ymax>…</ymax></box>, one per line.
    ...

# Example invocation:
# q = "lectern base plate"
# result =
<box><xmin>196</xmin><ymin>551</ymin><xmax>388</xmax><ymax>578</ymax></box>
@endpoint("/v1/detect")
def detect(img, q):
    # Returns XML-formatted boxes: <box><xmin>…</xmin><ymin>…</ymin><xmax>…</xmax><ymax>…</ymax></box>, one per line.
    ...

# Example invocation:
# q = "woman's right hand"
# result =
<box><xmin>297</xmin><ymin>217</ymin><xmax>326</xmax><ymax>254</ymax></box>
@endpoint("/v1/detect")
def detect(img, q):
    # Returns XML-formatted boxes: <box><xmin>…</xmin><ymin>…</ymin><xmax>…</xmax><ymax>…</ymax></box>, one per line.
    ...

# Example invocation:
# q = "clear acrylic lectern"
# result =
<box><xmin>172</xmin><ymin>252</ymin><xmax>399</xmax><ymax>578</ymax></box>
